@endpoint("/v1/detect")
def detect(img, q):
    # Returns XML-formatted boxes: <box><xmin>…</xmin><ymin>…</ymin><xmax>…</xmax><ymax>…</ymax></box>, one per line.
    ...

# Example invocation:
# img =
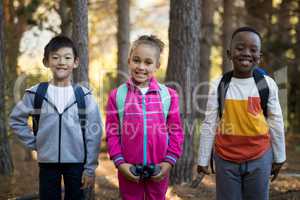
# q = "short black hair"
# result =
<box><xmin>43</xmin><ymin>35</ymin><xmax>78</xmax><ymax>62</ymax></box>
<box><xmin>231</xmin><ymin>26</ymin><xmax>262</xmax><ymax>43</ymax></box>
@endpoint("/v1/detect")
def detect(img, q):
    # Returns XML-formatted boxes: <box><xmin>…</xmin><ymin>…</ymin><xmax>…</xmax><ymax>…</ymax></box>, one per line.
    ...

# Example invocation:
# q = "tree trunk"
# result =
<box><xmin>244</xmin><ymin>0</ymin><xmax>272</xmax><ymax>34</ymax></box>
<box><xmin>72</xmin><ymin>0</ymin><xmax>89</xmax><ymax>86</ymax></box>
<box><xmin>166</xmin><ymin>0</ymin><xmax>201</xmax><ymax>184</ymax></box>
<box><xmin>4</xmin><ymin>24</ymin><xmax>20</xmax><ymax>117</ymax></box>
<box><xmin>199</xmin><ymin>0</ymin><xmax>215</xmax><ymax>118</ymax></box>
<box><xmin>3</xmin><ymin>0</ymin><xmax>40</xmax><ymax>162</ymax></box>
<box><xmin>3</xmin><ymin>0</ymin><xmax>24</xmax><ymax>118</ymax></box>
<box><xmin>71</xmin><ymin>2</ymin><xmax>94</xmax><ymax>199</ymax></box>
<box><xmin>244</xmin><ymin>0</ymin><xmax>274</xmax><ymax>71</ymax></box>
<box><xmin>272</xmin><ymin>0</ymin><xmax>292</xmax><ymax>70</ymax></box>
<box><xmin>222</xmin><ymin>0</ymin><xmax>234</xmax><ymax>73</ymax></box>
<box><xmin>116</xmin><ymin>0</ymin><xmax>130</xmax><ymax>85</ymax></box>
<box><xmin>58</xmin><ymin>0</ymin><xmax>72</xmax><ymax>37</ymax></box>
<box><xmin>0</xmin><ymin>0</ymin><xmax>14</xmax><ymax>175</ymax></box>
<box><xmin>289</xmin><ymin>1</ymin><xmax>300</xmax><ymax>133</ymax></box>
<box><xmin>3</xmin><ymin>0</ymin><xmax>40</xmax><ymax>112</ymax></box>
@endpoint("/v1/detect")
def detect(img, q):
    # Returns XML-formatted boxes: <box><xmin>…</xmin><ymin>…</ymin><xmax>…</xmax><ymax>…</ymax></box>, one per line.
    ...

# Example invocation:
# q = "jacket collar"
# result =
<box><xmin>126</xmin><ymin>77</ymin><xmax>160</xmax><ymax>92</ymax></box>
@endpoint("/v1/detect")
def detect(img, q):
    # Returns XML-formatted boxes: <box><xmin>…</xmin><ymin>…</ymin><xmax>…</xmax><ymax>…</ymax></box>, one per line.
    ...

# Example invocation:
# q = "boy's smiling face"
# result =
<box><xmin>44</xmin><ymin>47</ymin><xmax>78</xmax><ymax>85</ymax></box>
<box><xmin>228</xmin><ymin>31</ymin><xmax>262</xmax><ymax>78</ymax></box>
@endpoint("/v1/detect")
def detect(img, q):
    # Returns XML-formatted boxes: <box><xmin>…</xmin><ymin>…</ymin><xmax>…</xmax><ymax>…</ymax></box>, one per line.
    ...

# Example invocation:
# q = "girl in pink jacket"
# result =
<box><xmin>106</xmin><ymin>35</ymin><xmax>184</xmax><ymax>200</ymax></box>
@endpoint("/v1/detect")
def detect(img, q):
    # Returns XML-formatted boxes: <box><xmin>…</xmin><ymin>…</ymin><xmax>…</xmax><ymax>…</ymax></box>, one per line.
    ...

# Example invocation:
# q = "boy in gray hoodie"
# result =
<box><xmin>10</xmin><ymin>36</ymin><xmax>102</xmax><ymax>200</ymax></box>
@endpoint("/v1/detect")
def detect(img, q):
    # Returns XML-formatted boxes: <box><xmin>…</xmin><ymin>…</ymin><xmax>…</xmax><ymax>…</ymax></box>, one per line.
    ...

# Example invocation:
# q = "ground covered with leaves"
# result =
<box><xmin>1</xmin><ymin>134</ymin><xmax>300</xmax><ymax>200</ymax></box>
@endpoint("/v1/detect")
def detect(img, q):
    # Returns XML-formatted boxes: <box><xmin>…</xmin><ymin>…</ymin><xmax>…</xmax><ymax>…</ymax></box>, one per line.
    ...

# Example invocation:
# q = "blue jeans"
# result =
<box><xmin>215</xmin><ymin>149</ymin><xmax>273</xmax><ymax>200</ymax></box>
<box><xmin>39</xmin><ymin>163</ymin><xmax>84</xmax><ymax>200</ymax></box>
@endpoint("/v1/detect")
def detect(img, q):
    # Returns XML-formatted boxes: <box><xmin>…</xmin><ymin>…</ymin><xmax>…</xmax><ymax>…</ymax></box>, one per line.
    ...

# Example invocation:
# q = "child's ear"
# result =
<box><xmin>226</xmin><ymin>50</ymin><xmax>232</xmax><ymax>60</ymax></box>
<box><xmin>74</xmin><ymin>58</ymin><xmax>79</xmax><ymax>68</ymax></box>
<box><xmin>43</xmin><ymin>58</ymin><xmax>49</xmax><ymax>68</ymax></box>
<box><xmin>156</xmin><ymin>62</ymin><xmax>161</xmax><ymax>70</ymax></box>
<box><xmin>259</xmin><ymin>51</ymin><xmax>263</xmax><ymax>63</ymax></box>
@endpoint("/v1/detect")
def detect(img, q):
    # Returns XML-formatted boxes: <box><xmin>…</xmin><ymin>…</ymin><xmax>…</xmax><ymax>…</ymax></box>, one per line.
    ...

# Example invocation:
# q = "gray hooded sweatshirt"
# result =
<box><xmin>9</xmin><ymin>83</ymin><xmax>102</xmax><ymax>177</ymax></box>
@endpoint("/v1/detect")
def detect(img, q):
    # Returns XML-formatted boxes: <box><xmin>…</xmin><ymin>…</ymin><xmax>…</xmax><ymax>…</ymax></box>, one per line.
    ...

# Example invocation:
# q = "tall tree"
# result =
<box><xmin>289</xmin><ymin>1</ymin><xmax>300</xmax><ymax>133</ymax></box>
<box><xmin>0</xmin><ymin>0</ymin><xmax>14</xmax><ymax>175</ymax></box>
<box><xmin>244</xmin><ymin>0</ymin><xmax>275</xmax><ymax>71</ymax></box>
<box><xmin>199</xmin><ymin>0</ymin><xmax>215</xmax><ymax>118</ymax></box>
<box><xmin>271</xmin><ymin>0</ymin><xmax>292</xmax><ymax>70</ymax></box>
<box><xmin>222</xmin><ymin>0</ymin><xmax>234</xmax><ymax>73</ymax></box>
<box><xmin>3</xmin><ymin>0</ymin><xmax>40</xmax><ymax>114</ymax></box>
<box><xmin>3</xmin><ymin>0</ymin><xmax>41</xmax><ymax>161</ymax></box>
<box><xmin>244</xmin><ymin>0</ymin><xmax>272</xmax><ymax>34</ymax></box>
<box><xmin>72</xmin><ymin>0</ymin><xmax>89</xmax><ymax>85</ymax></box>
<box><xmin>58</xmin><ymin>0</ymin><xmax>72</xmax><ymax>37</ymax></box>
<box><xmin>116</xmin><ymin>0</ymin><xmax>130</xmax><ymax>85</ymax></box>
<box><xmin>166</xmin><ymin>0</ymin><xmax>201</xmax><ymax>184</ymax></box>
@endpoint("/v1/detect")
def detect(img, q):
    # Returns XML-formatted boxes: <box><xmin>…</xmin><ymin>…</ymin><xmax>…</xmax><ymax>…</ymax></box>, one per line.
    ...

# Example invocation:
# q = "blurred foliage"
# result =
<box><xmin>3</xmin><ymin>0</ymin><xmax>300</xmax><ymax>133</ymax></box>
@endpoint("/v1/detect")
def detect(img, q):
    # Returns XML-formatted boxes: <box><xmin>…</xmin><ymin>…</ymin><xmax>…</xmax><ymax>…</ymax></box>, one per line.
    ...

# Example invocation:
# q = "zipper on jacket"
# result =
<box><xmin>36</xmin><ymin>91</ymin><xmax>85</xmax><ymax>164</ymax></box>
<box><xmin>142</xmin><ymin>95</ymin><xmax>147</xmax><ymax>166</ymax></box>
<box><xmin>58</xmin><ymin>114</ymin><xmax>62</xmax><ymax>163</ymax></box>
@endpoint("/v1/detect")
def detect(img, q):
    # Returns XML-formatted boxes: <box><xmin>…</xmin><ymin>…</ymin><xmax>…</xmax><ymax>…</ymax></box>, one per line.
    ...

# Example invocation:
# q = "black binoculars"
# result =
<box><xmin>129</xmin><ymin>164</ymin><xmax>161</xmax><ymax>180</ymax></box>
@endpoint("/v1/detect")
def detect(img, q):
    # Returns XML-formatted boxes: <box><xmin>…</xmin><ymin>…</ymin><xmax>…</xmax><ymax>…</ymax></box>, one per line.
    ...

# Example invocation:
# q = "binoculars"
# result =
<box><xmin>129</xmin><ymin>164</ymin><xmax>161</xmax><ymax>180</ymax></box>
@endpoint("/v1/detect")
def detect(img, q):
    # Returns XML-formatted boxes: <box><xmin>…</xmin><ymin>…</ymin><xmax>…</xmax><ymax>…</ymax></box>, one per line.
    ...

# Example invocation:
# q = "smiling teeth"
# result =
<box><xmin>241</xmin><ymin>60</ymin><xmax>251</xmax><ymax>65</ymax></box>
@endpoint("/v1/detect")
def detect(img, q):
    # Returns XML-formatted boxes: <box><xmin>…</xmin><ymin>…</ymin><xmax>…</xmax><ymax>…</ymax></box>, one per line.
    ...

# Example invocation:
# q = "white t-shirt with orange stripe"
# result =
<box><xmin>197</xmin><ymin>75</ymin><xmax>286</xmax><ymax>166</ymax></box>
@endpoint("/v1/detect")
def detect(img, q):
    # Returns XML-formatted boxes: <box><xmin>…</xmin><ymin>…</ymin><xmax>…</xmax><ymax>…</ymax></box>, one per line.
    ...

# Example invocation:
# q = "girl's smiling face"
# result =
<box><xmin>128</xmin><ymin>44</ymin><xmax>160</xmax><ymax>87</ymax></box>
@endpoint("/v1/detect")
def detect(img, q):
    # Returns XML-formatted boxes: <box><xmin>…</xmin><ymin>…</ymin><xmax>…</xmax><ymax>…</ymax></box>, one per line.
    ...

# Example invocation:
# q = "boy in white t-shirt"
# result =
<box><xmin>197</xmin><ymin>27</ymin><xmax>286</xmax><ymax>200</ymax></box>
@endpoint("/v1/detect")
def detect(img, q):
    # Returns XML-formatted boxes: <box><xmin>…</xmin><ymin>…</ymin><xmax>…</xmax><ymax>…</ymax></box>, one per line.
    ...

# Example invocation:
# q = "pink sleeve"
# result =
<box><xmin>164</xmin><ymin>88</ymin><xmax>184</xmax><ymax>165</ymax></box>
<box><xmin>105</xmin><ymin>89</ymin><xmax>125</xmax><ymax>167</ymax></box>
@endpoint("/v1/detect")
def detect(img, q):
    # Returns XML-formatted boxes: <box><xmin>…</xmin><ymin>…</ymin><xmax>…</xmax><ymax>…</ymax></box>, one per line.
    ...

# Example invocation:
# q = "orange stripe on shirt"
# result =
<box><xmin>219</xmin><ymin>97</ymin><xmax>269</xmax><ymax>137</ymax></box>
<box><xmin>215</xmin><ymin>133</ymin><xmax>271</xmax><ymax>163</ymax></box>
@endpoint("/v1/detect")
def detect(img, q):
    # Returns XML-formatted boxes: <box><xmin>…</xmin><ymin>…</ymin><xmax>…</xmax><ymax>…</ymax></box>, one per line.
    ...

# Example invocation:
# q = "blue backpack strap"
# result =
<box><xmin>214</xmin><ymin>71</ymin><xmax>234</xmax><ymax>174</ymax></box>
<box><xmin>32</xmin><ymin>82</ymin><xmax>49</xmax><ymax>136</ymax></box>
<box><xmin>253</xmin><ymin>68</ymin><xmax>269</xmax><ymax>118</ymax></box>
<box><xmin>217</xmin><ymin>71</ymin><xmax>234</xmax><ymax>119</ymax></box>
<box><xmin>116</xmin><ymin>83</ymin><xmax>128</xmax><ymax>128</ymax></box>
<box><xmin>255</xmin><ymin>66</ymin><xmax>268</xmax><ymax>76</ymax></box>
<box><xmin>158</xmin><ymin>83</ymin><xmax>171</xmax><ymax>120</ymax></box>
<box><xmin>73</xmin><ymin>84</ymin><xmax>87</xmax><ymax>164</ymax></box>
<box><xmin>218</xmin><ymin>69</ymin><xmax>269</xmax><ymax>119</ymax></box>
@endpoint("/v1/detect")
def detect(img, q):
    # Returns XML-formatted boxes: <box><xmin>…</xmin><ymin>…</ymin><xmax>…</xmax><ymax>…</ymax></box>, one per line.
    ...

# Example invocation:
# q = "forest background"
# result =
<box><xmin>0</xmin><ymin>0</ymin><xmax>300</xmax><ymax>199</ymax></box>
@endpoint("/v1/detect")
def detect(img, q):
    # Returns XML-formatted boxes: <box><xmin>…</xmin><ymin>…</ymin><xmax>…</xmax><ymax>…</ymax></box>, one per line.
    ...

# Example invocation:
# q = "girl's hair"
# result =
<box><xmin>130</xmin><ymin>35</ymin><xmax>165</xmax><ymax>59</ymax></box>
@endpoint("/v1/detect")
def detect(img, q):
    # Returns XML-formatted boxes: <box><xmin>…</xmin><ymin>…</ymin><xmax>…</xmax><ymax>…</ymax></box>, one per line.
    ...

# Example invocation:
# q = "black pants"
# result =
<box><xmin>39</xmin><ymin>163</ymin><xmax>84</xmax><ymax>200</ymax></box>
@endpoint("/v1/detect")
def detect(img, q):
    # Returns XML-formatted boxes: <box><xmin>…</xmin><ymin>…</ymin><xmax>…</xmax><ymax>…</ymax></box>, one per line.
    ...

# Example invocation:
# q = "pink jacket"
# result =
<box><xmin>106</xmin><ymin>77</ymin><xmax>184</xmax><ymax>167</ymax></box>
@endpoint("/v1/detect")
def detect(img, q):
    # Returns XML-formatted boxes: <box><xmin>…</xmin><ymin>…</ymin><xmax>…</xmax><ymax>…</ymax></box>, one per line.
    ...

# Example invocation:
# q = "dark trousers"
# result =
<box><xmin>39</xmin><ymin>163</ymin><xmax>84</xmax><ymax>200</ymax></box>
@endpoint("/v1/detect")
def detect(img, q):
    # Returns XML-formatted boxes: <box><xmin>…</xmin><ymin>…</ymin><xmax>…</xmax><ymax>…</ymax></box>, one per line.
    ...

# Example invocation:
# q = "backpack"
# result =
<box><xmin>217</xmin><ymin>68</ymin><xmax>269</xmax><ymax>119</ymax></box>
<box><xmin>116</xmin><ymin>83</ymin><xmax>171</xmax><ymax>127</ymax></box>
<box><xmin>210</xmin><ymin>68</ymin><xmax>270</xmax><ymax>173</ymax></box>
<box><xmin>31</xmin><ymin>82</ymin><xmax>87</xmax><ymax>163</ymax></box>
